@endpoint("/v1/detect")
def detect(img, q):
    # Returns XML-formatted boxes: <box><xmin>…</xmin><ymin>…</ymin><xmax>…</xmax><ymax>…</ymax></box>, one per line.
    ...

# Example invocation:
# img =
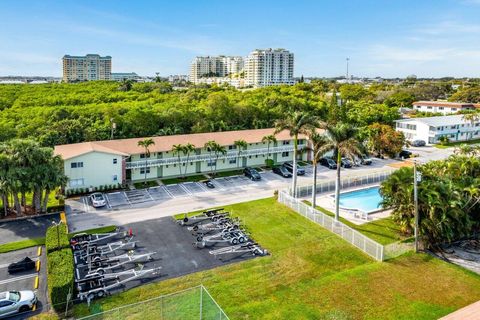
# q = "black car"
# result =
<box><xmin>273</xmin><ymin>166</ymin><xmax>292</xmax><ymax>178</ymax></box>
<box><xmin>320</xmin><ymin>157</ymin><xmax>337</xmax><ymax>169</ymax></box>
<box><xmin>8</xmin><ymin>257</ymin><xmax>36</xmax><ymax>274</ymax></box>
<box><xmin>203</xmin><ymin>180</ymin><xmax>215</xmax><ymax>189</ymax></box>
<box><xmin>341</xmin><ymin>158</ymin><xmax>353</xmax><ymax>168</ymax></box>
<box><xmin>244</xmin><ymin>167</ymin><xmax>261</xmax><ymax>181</ymax></box>
<box><xmin>399</xmin><ymin>150</ymin><xmax>412</xmax><ymax>159</ymax></box>
<box><xmin>282</xmin><ymin>161</ymin><xmax>305</xmax><ymax>175</ymax></box>
<box><xmin>412</xmin><ymin>140</ymin><xmax>426</xmax><ymax>147</ymax></box>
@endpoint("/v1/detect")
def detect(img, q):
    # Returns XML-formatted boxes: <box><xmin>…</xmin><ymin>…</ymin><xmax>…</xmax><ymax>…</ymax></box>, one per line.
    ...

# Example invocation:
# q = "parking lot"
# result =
<box><xmin>0</xmin><ymin>247</ymin><xmax>47</xmax><ymax>319</ymax></box>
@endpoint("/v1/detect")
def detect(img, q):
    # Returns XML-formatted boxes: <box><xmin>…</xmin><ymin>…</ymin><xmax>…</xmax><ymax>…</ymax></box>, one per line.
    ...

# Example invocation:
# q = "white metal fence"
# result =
<box><xmin>278</xmin><ymin>190</ymin><xmax>385</xmax><ymax>261</ymax></box>
<box><xmin>293</xmin><ymin>169</ymin><xmax>396</xmax><ymax>198</ymax></box>
<box><xmin>77</xmin><ymin>285</ymin><xmax>229</xmax><ymax>320</ymax></box>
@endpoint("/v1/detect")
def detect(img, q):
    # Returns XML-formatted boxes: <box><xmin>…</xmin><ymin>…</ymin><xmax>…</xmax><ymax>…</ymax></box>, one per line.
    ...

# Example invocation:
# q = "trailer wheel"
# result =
<box><xmin>97</xmin><ymin>290</ymin><xmax>107</xmax><ymax>298</ymax></box>
<box><xmin>87</xmin><ymin>293</ymin><xmax>95</xmax><ymax>301</ymax></box>
<box><xmin>231</xmin><ymin>238</ymin><xmax>239</xmax><ymax>245</ymax></box>
<box><xmin>97</xmin><ymin>269</ymin><xmax>105</xmax><ymax>275</ymax></box>
<box><xmin>239</xmin><ymin>237</ymin><xmax>246</xmax><ymax>243</ymax></box>
<box><xmin>183</xmin><ymin>217</ymin><xmax>189</xmax><ymax>223</ymax></box>
<box><xmin>93</xmin><ymin>256</ymin><xmax>101</xmax><ymax>262</ymax></box>
<box><xmin>192</xmin><ymin>225</ymin><xmax>198</xmax><ymax>231</ymax></box>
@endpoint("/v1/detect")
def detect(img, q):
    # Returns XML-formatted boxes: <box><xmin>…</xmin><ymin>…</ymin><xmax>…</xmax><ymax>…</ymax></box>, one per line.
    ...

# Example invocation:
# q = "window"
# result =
<box><xmin>452</xmin><ymin>108</ymin><xmax>457</xmax><ymax>111</ymax></box>
<box><xmin>229</xmin><ymin>159</ymin><xmax>236</xmax><ymax>164</ymax></box>
<box><xmin>282</xmin><ymin>152</ymin><xmax>289</xmax><ymax>157</ymax></box>
<box><xmin>69</xmin><ymin>178</ymin><xmax>85</xmax><ymax>187</ymax></box>
<box><xmin>439</xmin><ymin>107</ymin><xmax>444</xmax><ymax>110</ymax></box>
<box><xmin>282</xmin><ymin>141</ymin><xmax>290</xmax><ymax>145</ymax></box>
<box><xmin>113</xmin><ymin>175</ymin><xmax>118</xmax><ymax>181</ymax></box>
<box><xmin>228</xmin><ymin>145</ymin><xmax>236</xmax><ymax>150</ymax></box>
<box><xmin>140</xmin><ymin>168</ymin><xmax>150</xmax><ymax>174</ymax></box>
<box><xmin>140</xmin><ymin>153</ymin><xmax>150</xmax><ymax>159</ymax></box>
<box><xmin>298</xmin><ymin>139</ymin><xmax>304</xmax><ymax>145</ymax></box>
<box><xmin>71</xmin><ymin>162</ymin><xmax>83</xmax><ymax>168</ymax></box>
<box><xmin>427</xmin><ymin>106</ymin><xmax>432</xmax><ymax>109</ymax></box>
<box><xmin>207</xmin><ymin>160</ymin><xmax>216</xmax><ymax>167</ymax></box>
<box><xmin>113</xmin><ymin>158</ymin><xmax>117</xmax><ymax>164</ymax></box>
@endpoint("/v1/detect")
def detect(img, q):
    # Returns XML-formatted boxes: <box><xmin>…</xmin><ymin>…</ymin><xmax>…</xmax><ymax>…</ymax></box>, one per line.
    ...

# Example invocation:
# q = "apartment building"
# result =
<box><xmin>62</xmin><ymin>54</ymin><xmax>112</xmax><ymax>82</ymax></box>
<box><xmin>395</xmin><ymin>114</ymin><xmax>480</xmax><ymax>145</ymax></box>
<box><xmin>54</xmin><ymin>128</ymin><xmax>310</xmax><ymax>190</ymax></box>
<box><xmin>189</xmin><ymin>56</ymin><xmax>244</xmax><ymax>85</ymax></box>
<box><xmin>412</xmin><ymin>101</ymin><xmax>479</xmax><ymax>115</ymax></box>
<box><xmin>245</xmin><ymin>48</ymin><xmax>294</xmax><ymax>88</ymax></box>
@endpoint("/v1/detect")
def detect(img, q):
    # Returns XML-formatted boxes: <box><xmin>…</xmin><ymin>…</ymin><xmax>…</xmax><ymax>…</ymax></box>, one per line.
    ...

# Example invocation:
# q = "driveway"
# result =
<box><xmin>0</xmin><ymin>214</ymin><xmax>60</xmax><ymax>245</ymax></box>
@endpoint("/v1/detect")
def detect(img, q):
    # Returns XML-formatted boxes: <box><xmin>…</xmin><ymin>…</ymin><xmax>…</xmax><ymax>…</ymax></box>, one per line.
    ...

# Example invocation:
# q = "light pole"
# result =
<box><xmin>110</xmin><ymin>118</ymin><xmax>116</xmax><ymax>140</ymax></box>
<box><xmin>346</xmin><ymin>57</ymin><xmax>350</xmax><ymax>82</ymax></box>
<box><xmin>52</xmin><ymin>220</ymin><xmax>61</xmax><ymax>248</ymax></box>
<box><xmin>413</xmin><ymin>160</ymin><xmax>422</xmax><ymax>253</ymax></box>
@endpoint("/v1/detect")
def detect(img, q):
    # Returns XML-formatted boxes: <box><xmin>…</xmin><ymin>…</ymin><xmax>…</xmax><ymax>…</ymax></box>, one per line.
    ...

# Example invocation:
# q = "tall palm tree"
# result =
<box><xmin>274</xmin><ymin>111</ymin><xmax>317</xmax><ymax>197</ymax></box>
<box><xmin>262</xmin><ymin>135</ymin><xmax>277</xmax><ymax>167</ymax></box>
<box><xmin>183</xmin><ymin>143</ymin><xmax>196</xmax><ymax>177</ymax></box>
<box><xmin>172</xmin><ymin>144</ymin><xmax>185</xmax><ymax>177</ymax></box>
<box><xmin>322</xmin><ymin>123</ymin><xmax>363</xmax><ymax>221</ymax></box>
<box><xmin>234</xmin><ymin>139</ymin><xmax>247</xmax><ymax>168</ymax></box>
<box><xmin>204</xmin><ymin>140</ymin><xmax>217</xmax><ymax>177</ymax></box>
<box><xmin>137</xmin><ymin>138</ymin><xmax>155</xmax><ymax>185</ymax></box>
<box><xmin>307</xmin><ymin>130</ymin><xmax>328</xmax><ymax>208</ymax></box>
<box><xmin>212</xmin><ymin>143</ymin><xmax>227</xmax><ymax>176</ymax></box>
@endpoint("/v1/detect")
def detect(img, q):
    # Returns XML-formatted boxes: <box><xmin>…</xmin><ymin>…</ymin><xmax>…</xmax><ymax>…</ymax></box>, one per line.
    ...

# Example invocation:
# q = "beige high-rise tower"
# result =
<box><xmin>62</xmin><ymin>54</ymin><xmax>112</xmax><ymax>82</ymax></box>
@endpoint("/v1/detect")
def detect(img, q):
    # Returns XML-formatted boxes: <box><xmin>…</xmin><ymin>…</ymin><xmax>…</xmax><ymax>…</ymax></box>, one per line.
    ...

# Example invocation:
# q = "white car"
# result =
<box><xmin>89</xmin><ymin>192</ymin><xmax>107</xmax><ymax>208</ymax></box>
<box><xmin>0</xmin><ymin>291</ymin><xmax>37</xmax><ymax>318</ymax></box>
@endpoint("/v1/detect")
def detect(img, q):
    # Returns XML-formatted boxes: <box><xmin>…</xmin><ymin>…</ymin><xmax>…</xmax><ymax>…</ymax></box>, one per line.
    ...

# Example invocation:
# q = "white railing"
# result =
<box><xmin>293</xmin><ymin>169</ymin><xmax>396</xmax><ymax>198</ymax></box>
<box><xmin>126</xmin><ymin>145</ymin><xmax>297</xmax><ymax>169</ymax></box>
<box><xmin>278</xmin><ymin>190</ymin><xmax>384</xmax><ymax>261</ymax></box>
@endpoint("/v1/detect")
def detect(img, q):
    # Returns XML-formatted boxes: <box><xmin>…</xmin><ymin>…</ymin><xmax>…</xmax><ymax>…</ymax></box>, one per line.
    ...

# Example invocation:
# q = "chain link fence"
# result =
<box><xmin>76</xmin><ymin>285</ymin><xmax>229</xmax><ymax>320</ymax></box>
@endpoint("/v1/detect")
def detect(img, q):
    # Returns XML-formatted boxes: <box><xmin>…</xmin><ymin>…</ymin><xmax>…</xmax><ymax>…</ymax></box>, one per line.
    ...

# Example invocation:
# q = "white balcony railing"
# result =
<box><xmin>125</xmin><ymin>145</ymin><xmax>301</xmax><ymax>169</ymax></box>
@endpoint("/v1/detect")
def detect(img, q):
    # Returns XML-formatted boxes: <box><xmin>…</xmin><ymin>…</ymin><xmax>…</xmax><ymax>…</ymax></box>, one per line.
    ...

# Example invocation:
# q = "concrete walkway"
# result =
<box><xmin>440</xmin><ymin>300</ymin><xmax>480</xmax><ymax>320</ymax></box>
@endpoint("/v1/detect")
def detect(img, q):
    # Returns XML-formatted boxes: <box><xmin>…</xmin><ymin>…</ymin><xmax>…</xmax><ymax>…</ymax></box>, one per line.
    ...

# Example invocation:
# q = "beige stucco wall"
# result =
<box><xmin>64</xmin><ymin>152</ymin><xmax>123</xmax><ymax>190</ymax></box>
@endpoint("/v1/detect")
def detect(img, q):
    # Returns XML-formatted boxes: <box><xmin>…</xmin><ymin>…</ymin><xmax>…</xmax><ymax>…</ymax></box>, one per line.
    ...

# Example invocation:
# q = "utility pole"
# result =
<box><xmin>413</xmin><ymin>160</ymin><xmax>421</xmax><ymax>253</ymax></box>
<box><xmin>346</xmin><ymin>57</ymin><xmax>350</xmax><ymax>82</ymax></box>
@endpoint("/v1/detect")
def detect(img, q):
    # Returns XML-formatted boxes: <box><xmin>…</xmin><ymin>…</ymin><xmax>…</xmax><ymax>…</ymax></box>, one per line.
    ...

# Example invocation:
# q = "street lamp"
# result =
<box><xmin>413</xmin><ymin>160</ymin><xmax>422</xmax><ymax>253</ymax></box>
<box><xmin>52</xmin><ymin>220</ymin><xmax>62</xmax><ymax>248</ymax></box>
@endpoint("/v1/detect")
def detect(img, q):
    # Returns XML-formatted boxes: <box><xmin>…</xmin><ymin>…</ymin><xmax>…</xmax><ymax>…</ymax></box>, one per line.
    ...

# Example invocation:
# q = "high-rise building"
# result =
<box><xmin>245</xmin><ymin>48</ymin><xmax>294</xmax><ymax>87</ymax></box>
<box><xmin>189</xmin><ymin>56</ymin><xmax>244</xmax><ymax>84</ymax></box>
<box><xmin>62</xmin><ymin>54</ymin><xmax>112</xmax><ymax>82</ymax></box>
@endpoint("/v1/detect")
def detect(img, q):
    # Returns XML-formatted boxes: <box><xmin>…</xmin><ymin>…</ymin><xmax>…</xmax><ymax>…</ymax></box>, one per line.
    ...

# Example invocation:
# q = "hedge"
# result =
<box><xmin>45</xmin><ymin>223</ymin><xmax>69</xmax><ymax>253</ymax></box>
<box><xmin>47</xmin><ymin>248</ymin><xmax>74</xmax><ymax>312</ymax></box>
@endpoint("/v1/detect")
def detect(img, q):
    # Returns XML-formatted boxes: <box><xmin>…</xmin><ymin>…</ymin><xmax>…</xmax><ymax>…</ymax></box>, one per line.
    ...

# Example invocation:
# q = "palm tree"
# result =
<box><xmin>212</xmin><ymin>143</ymin><xmax>227</xmax><ymax>176</ymax></box>
<box><xmin>182</xmin><ymin>143</ymin><xmax>196</xmax><ymax>177</ymax></box>
<box><xmin>274</xmin><ymin>111</ymin><xmax>317</xmax><ymax>197</ymax></box>
<box><xmin>262</xmin><ymin>135</ymin><xmax>277</xmax><ymax>167</ymax></box>
<box><xmin>172</xmin><ymin>144</ymin><xmax>185</xmax><ymax>177</ymax></box>
<box><xmin>137</xmin><ymin>138</ymin><xmax>155</xmax><ymax>185</ymax></box>
<box><xmin>322</xmin><ymin>123</ymin><xmax>363</xmax><ymax>221</ymax></box>
<box><xmin>307</xmin><ymin>130</ymin><xmax>328</xmax><ymax>208</ymax></box>
<box><xmin>234</xmin><ymin>139</ymin><xmax>247</xmax><ymax>168</ymax></box>
<box><xmin>204</xmin><ymin>140</ymin><xmax>217</xmax><ymax>177</ymax></box>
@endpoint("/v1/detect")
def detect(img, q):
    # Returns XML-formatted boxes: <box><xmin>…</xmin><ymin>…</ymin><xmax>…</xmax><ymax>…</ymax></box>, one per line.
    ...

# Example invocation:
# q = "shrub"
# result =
<box><xmin>47</xmin><ymin>248</ymin><xmax>74</xmax><ymax>312</ymax></box>
<box><xmin>265</xmin><ymin>159</ymin><xmax>274</xmax><ymax>168</ymax></box>
<box><xmin>45</xmin><ymin>223</ymin><xmax>69</xmax><ymax>253</ymax></box>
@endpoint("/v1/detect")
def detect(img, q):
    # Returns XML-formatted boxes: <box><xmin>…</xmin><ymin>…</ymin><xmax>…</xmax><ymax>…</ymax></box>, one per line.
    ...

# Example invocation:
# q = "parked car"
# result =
<box><xmin>0</xmin><ymin>291</ymin><xmax>37</xmax><ymax>318</ymax></box>
<box><xmin>341</xmin><ymin>158</ymin><xmax>353</xmax><ymax>168</ymax></box>
<box><xmin>412</xmin><ymin>140</ymin><xmax>426</xmax><ymax>147</ymax></box>
<box><xmin>244</xmin><ymin>167</ymin><xmax>261</xmax><ymax>181</ymax></box>
<box><xmin>203</xmin><ymin>180</ymin><xmax>215</xmax><ymax>189</ymax></box>
<box><xmin>360</xmin><ymin>155</ymin><xmax>373</xmax><ymax>165</ymax></box>
<box><xmin>89</xmin><ymin>192</ymin><xmax>107</xmax><ymax>208</ymax></box>
<box><xmin>320</xmin><ymin>157</ymin><xmax>337</xmax><ymax>169</ymax></box>
<box><xmin>399</xmin><ymin>150</ymin><xmax>412</xmax><ymax>159</ymax></box>
<box><xmin>7</xmin><ymin>257</ymin><xmax>35</xmax><ymax>274</ymax></box>
<box><xmin>282</xmin><ymin>161</ymin><xmax>305</xmax><ymax>175</ymax></box>
<box><xmin>273</xmin><ymin>166</ymin><xmax>292</xmax><ymax>178</ymax></box>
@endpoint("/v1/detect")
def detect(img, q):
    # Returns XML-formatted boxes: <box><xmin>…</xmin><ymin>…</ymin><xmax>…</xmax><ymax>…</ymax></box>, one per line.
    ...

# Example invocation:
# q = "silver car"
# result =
<box><xmin>0</xmin><ymin>291</ymin><xmax>37</xmax><ymax>318</ymax></box>
<box><xmin>89</xmin><ymin>192</ymin><xmax>107</xmax><ymax>208</ymax></box>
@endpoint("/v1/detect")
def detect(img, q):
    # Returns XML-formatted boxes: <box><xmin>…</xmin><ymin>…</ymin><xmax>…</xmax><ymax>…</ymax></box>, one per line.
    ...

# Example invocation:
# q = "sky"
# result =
<box><xmin>1</xmin><ymin>0</ymin><xmax>480</xmax><ymax>78</ymax></box>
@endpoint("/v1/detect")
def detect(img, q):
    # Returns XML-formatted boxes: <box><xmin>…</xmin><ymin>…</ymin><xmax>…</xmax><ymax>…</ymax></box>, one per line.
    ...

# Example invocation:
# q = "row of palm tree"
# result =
<box><xmin>0</xmin><ymin>139</ymin><xmax>67</xmax><ymax>217</ymax></box>
<box><xmin>273</xmin><ymin>111</ymin><xmax>363</xmax><ymax>221</ymax></box>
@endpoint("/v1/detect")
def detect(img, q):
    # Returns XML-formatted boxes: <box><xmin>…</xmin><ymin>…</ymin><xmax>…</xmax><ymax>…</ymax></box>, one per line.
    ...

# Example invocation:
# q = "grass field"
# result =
<box><xmin>133</xmin><ymin>180</ymin><xmax>159</xmax><ymax>189</ymax></box>
<box><xmin>304</xmin><ymin>201</ymin><xmax>407</xmax><ymax>245</ymax></box>
<box><xmin>71</xmin><ymin>198</ymin><xmax>480</xmax><ymax>320</ymax></box>
<box><xmin>434</xmin><ymin>138</ymin><xmax>480</xmax><ymax>149</ymax></box>
<box><xmin>161</xmin><ymin>174</ymin><xmax>207</xmax><ymax>185</ymax></box>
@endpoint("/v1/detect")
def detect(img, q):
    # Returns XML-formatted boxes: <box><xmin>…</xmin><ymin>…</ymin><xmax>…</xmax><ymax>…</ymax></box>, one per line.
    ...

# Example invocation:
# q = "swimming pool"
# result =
<box><xmin>336</xmin><ymin>186</ymin><xmax>383</xmax><ymax>213</ymax></box>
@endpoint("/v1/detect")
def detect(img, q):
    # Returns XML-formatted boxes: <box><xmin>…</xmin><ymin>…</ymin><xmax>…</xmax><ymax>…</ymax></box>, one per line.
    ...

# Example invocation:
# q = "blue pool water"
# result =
<box><xmin>337</xmin><ymin>186</ymin><xmax>383</xmax><ymax>213</ymax></box>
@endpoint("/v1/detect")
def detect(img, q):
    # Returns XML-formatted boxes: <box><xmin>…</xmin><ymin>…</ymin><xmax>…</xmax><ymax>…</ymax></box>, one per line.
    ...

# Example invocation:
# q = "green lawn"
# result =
<box><xmin>72</xmin><ymin>198</ymin><xmax>480</xmax><ymax>320</ymax></box>
<box><xmin>133</xmin><ymin>180</ymin><xmax>159</xmax><ymax>189</ymax></box>
<box><xmin>161</xmin><ymin>174</ymin><xmax>207</xmax><ymax>185</ymax></box>
<box><xmin>434</xmin><ymin>138</ymin><xmax>480</xmax><ymax>149</ymax></box>
<box><xmin>304</xmin><ymin>201</ymin><xmax>407</xmax><ymax>245</ymax></box>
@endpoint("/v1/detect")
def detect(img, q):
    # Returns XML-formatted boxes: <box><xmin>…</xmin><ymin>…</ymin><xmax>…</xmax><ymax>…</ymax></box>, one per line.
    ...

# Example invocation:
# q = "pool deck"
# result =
<box><xmin>302</xmin><ymin>184</ymin><xmax>392</xmax><ymax>225</ymax></box>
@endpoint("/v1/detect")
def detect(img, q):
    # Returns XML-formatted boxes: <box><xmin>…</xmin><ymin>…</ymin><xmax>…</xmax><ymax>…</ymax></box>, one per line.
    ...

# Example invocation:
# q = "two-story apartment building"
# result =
<box><xmin>395</xmin><ymin>114</ymin><xmax>480</xmax><ymax>145</ymax></box>
<box><xmin>412</xmin><ymin>101</ymin><xmax>479</xmax><ymax>115</ymax></box>
<box><xmin>54</xmin><ymin>128</ymin><xmax>311</xmax><ymax>191</ymax></box>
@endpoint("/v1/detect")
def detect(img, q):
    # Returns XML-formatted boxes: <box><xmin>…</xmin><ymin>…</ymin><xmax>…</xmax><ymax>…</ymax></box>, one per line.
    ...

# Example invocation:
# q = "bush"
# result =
<box><xmin>265</xmin><ymin>159</ymin><xmax>274</xmax><ymax>168</ymax></box>
<box><xmin>47</xmin><ymin>248</ymin><xmax>74</xmax><ymax>312</ymax></box>
<box><xmin>46</xmin><ymin>205</ymin><xmax>65</xmax><ymax>214</ymax></box>
<box><xmin>45</xmin><ymin>223</ymin><xmax>69</xmax><ymax>253</ymax></box>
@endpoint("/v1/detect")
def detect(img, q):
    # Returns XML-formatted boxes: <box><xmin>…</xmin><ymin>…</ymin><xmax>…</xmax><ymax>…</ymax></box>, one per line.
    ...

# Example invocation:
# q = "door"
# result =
<box><xmin>0</xmin><ymin>300</ymin><xmax>17</xmax><ymax>316</ymax></box>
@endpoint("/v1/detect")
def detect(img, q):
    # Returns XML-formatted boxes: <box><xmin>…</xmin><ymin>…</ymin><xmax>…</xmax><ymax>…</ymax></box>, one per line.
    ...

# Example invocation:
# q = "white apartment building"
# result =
<box><xmin>62</xmin><ymin>54</ymin><xmax>112</xmax><ymax>82</ymax></box>
<box><xmin>395</xmin><ymin>115</ymin><xmax>480</xmax><ymax>145</ymax></box>
<box><xmin>412</xmin><ymin>101</ymin><xmax>479</xmax><ymax>115</ymax></box>
<box><xmin>245</xmin><ymin>48</ymin><xmax>294</xmax><ymax>88</ymax></box>
<box><xmin>189</xmin><ymin>56</ymin><xmax>244</xmax><ymax>85</ymax></box>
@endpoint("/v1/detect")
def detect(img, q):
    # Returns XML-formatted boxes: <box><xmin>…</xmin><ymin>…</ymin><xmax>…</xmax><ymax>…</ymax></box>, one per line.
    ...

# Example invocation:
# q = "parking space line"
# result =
<box><xmin>0</xmin><ymin>273</ymin><xmax>37</xmax><ymax>285</ymax></box>
<box><xmin>179</xmin><ymin>184</ymin><xmax>192</xmax><ymax>195</ymax></box>
<box><xmin>123</xmin><ymin>191</ymin><xmax>132</xmax><ymax>205</ymax></box>
<box><xmin>163</xmin><ymin>185</ymin><xmax>175</xmax><ymax>198</ymax></box>
<box><xmin>197</xmin><ymin>182</ymin><xmax>210</xmax><ymax>192</ymax></box>
<box><xmin>105</xmin><ymin>194</ymin><xmax>112</xmax><ymax>209</ymax></box>
<box><xmin>82</xmin><ymin>197</ymin><xmax>89</xmax><ymax>213</ymax></box>
<box><xmin>146</xmin><ymin>189</ymin><xmax>155</xmax><ymax>201</ymax></box>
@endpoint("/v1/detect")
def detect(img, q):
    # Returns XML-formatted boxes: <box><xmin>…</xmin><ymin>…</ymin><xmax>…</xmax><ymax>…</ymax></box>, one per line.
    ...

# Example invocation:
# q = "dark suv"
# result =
<box><xmin>273</xmin><ymin>166</ymin><xmax>292</xmax><ymax>178</ymax></box>
<box><xmin>244</xmin><ymin>167</ymin><xmax>261</xmax><ymax>181</ymax></box>
<box><xmin>399</xmin><ymin>150</ymin><xmax>412</xmax><ymax>159</ymax></box>
<box><xmin>282</xmin><ymin>161</ymin><xmax>305</xmax><ymax>175</ymax></box>
<box><xmin>320</xmin><ymin>157</ymin><xmax>337</xmax><ymax>169</ymax></box>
